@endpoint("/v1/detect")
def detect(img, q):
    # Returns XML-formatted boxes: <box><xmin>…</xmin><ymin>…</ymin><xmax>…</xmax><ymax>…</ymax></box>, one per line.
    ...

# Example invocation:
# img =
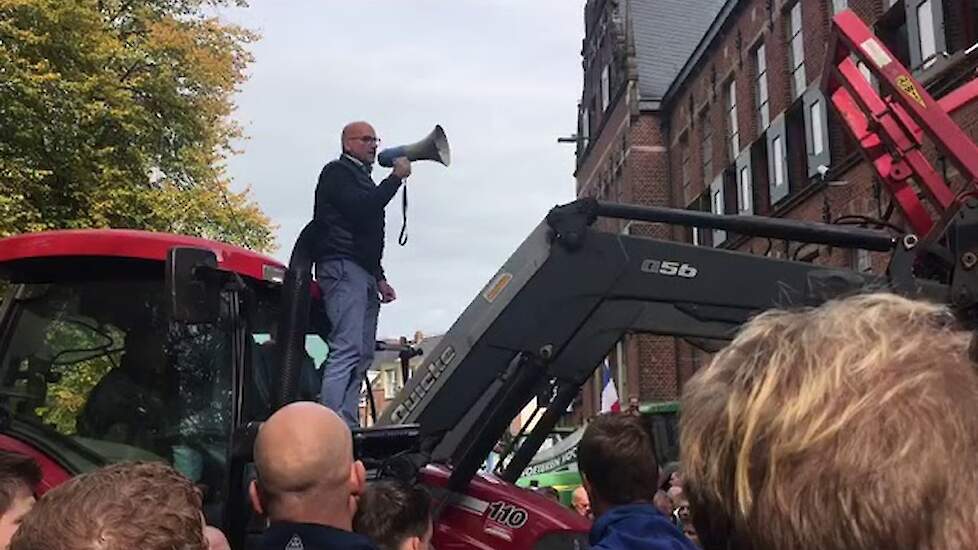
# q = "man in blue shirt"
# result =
<box><xmin>578</xmin><ymin>413</ymin><xmax>696</xmax><ymax>550</ymax></box>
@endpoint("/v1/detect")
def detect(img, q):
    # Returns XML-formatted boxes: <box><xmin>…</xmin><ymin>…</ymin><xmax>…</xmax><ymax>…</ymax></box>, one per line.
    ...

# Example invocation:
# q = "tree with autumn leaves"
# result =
<box><xmin>0</xmin><ymin>0</ymin><xmax>275</xmax><ymax>252</ymax></box>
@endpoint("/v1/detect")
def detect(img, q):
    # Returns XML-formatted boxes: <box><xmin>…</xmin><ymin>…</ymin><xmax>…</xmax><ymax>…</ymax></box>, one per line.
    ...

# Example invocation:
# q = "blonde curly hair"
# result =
<box><xmin>681</xmin><ymin>293</ymin><xmax>978</xmax><ymax>550</ymax></box>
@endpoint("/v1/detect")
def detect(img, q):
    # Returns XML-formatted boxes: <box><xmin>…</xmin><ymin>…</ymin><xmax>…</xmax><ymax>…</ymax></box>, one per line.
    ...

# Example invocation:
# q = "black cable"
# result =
<box><xmin>833</xmin><ymin>215</ymin><xmax>905</xmax><ymax>234</ymax></box>
<box><xmin>792</xmin><ymin>242</ymin><xmax>819</xmax><ymax>261</ymax></box>
<box><xmin>398</xmin><ymin>186</ymin><xmax>408</xmax><ymax>246</ymax></box>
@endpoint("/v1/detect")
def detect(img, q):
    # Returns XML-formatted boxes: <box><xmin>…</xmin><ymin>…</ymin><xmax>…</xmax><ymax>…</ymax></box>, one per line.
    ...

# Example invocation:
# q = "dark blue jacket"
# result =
<box><xmin>590</xmin><ymin>504</ymin><xmax>697</xmax><ymax>550</ymax></box>
<box><xmin>262</xmin><ymin>522</ymin><xmax>378</xmax><ymax>550</ymax></box>
<box><xmin>313</xmin><ymin>155</ymin><xmax>403</xmax><ymax>280</ymax></box>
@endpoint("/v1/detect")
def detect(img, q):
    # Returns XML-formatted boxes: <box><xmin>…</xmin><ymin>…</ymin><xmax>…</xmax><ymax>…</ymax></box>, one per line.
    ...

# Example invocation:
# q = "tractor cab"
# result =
<box><xmin>0</xmin><ymin>229</ymin><xmax>287</xmax><ymax>528</ymax></box>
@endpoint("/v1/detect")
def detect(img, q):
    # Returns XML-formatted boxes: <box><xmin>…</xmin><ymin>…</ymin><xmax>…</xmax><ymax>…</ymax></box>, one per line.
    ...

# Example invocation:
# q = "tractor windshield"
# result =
<box><xmin>0</xmin><ymin>279</ymin><xmax>232</xmax><ymax>512</ymax></box>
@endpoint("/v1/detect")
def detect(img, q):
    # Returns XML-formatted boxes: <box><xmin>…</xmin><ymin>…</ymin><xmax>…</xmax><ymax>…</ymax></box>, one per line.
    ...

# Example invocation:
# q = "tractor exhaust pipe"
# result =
<box><xmin>273</xmin><ymin>221</ymin><xmax>317</xmax><ymax>409</ymax></box>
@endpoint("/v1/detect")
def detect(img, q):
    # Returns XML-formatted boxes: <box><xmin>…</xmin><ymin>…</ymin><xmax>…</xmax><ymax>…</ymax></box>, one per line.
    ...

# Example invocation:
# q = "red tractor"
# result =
<box><xmin>1</xmin><ymin>11</ymin><xmax>977</xmax><ymax>549</ymax></box>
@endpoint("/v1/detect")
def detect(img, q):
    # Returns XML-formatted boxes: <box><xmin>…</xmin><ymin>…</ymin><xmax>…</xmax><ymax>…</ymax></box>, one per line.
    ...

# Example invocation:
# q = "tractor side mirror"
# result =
<box><xmin>166</xmin><ymin>247</ymin><xmax>220</xmax><ymax>324</ymax></box>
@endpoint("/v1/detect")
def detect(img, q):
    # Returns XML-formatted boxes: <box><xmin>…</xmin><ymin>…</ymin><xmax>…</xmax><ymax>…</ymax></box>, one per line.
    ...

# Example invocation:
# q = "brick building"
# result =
<box><xmin>572</xmin><ymin>0</ymin><xmax>978</xmax><ymax>420</ymax></box>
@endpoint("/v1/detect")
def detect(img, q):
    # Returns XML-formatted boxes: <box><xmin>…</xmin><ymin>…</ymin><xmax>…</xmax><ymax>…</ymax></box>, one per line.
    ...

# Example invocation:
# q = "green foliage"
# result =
<box><xmin>29</xmin><ymin>317</ymin><xmax>121</xmax><ymax>435</ymax></box>
<box><xmin>0</xmin><ymin>0</ymin><xmax>275</xmax><ymax>252</ymax></box>
<box><xmin>37</xmin><ymin>352</ymin><xmax>116</xmax><ymax>435</ymax></box>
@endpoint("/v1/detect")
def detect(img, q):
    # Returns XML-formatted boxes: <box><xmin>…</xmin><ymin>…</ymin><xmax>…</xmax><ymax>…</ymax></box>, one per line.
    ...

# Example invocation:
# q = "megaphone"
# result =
<box><xmin>377</xmin><ymin>125</ymin><xmax>451</xmax><ymax>168</ymax></box>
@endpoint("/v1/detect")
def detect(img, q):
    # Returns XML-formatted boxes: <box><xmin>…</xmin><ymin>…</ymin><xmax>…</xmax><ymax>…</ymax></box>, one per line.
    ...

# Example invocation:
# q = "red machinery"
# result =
<box><xmin>825</xmin><ymin>10</ymin><xmax>978</xmax><ymax>238</ymax></box>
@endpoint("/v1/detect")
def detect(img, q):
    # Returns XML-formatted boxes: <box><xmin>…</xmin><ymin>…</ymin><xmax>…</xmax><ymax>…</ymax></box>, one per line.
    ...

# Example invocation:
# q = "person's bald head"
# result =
<box><xmin>341</xmin><ymin>121</ymin><xmax>378</xmax><ymax>164</ymax></box>
<box><xmin>250</xmin><ymin>402</ymin><xmax>366</xmax><ymax>528</ymax></box>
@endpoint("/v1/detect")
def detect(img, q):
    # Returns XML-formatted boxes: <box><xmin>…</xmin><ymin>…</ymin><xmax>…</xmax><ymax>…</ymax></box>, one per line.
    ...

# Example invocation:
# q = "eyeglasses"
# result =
<box><xmin>348</xmin><ymin>136</ymin><xmax>381</xmax><ymax>145</ymax></box>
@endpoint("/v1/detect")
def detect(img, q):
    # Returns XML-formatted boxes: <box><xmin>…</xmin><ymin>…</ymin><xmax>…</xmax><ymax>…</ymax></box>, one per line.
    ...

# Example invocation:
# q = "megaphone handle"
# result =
<box><xmin>398</xmin><ymin>185</ymin><xmax>408</xmax><ymax>246</ymax></box>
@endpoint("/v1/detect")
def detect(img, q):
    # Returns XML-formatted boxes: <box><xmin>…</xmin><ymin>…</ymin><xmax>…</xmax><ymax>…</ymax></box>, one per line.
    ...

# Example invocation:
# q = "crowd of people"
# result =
<box><xmin>0</xmin><ymin>291</ymin><xmax>974</xmax><ymax>550</ymax></box>
<box><xmin>1</xmin><ymin>401</ymin><xmax>432</xmax><ymax>550</ymax></box>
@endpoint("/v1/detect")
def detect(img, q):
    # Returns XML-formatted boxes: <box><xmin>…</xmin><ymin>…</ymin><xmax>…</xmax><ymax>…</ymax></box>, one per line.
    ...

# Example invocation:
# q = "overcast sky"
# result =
<box><xmin>218</xmin><ymin>1</ymin><xmax>584</xmax><ymax>339</ymax></box>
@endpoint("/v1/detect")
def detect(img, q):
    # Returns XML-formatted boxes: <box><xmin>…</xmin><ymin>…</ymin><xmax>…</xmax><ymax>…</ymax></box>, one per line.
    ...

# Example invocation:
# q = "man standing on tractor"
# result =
<box><xmin>313</xmin><ymin>121</ymin><xmax>411</xmax><ymax>428</ymax></box>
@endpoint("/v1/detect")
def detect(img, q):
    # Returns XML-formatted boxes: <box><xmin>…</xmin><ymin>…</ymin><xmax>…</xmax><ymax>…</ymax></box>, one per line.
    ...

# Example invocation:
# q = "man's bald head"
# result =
<box><xmin>341</xmin><ymin>121</ymin><xmax>373</xmax><ymax>141</ymax></box>
<box><xmin>251</xmin><ymin>402</ymin><xmax>364</xmax><ymax>525</ymax></box>
<box><xmin>341</xmin><ymin>121</ymin><xmax>378</xmax><ymax>164</ymax></box>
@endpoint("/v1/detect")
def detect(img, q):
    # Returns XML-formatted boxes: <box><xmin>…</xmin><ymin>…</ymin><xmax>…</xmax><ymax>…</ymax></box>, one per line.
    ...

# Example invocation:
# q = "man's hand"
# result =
<box><xmin>392</xmin><ymin>157</ymin><xmax>411</xmax><ymax>179</ymax></box>
<box><xmin>378</xmin><ymin>279</ymin><xmax>397</xmax><ymax>303</ymax></box>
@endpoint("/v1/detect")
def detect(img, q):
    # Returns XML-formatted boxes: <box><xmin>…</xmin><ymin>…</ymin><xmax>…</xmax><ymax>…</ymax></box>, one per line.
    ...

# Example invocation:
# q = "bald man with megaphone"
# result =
<box><xmin>311</xmin><ymin>121</ymin><xmax>449</xmax><ymax>428</ymax></box>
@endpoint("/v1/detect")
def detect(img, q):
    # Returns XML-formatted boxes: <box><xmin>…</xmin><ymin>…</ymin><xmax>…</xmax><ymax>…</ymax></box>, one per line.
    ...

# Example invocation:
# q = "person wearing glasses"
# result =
<box><xmin>313</xmin><ymin>121</ymin><xmax>411</xmax><ymax>428</ymax></box>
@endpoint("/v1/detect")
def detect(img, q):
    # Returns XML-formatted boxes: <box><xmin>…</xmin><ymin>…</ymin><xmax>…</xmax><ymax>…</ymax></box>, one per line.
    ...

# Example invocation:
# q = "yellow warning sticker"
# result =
<box><xmin>896</xmin><ymin>75</ymin><xmax>926</xmax><ymax>107</ymax></box>
<box><xmin>483</xmin><ymin>272</ymin><xmax>513</xmax><ymax>303</ymax></box>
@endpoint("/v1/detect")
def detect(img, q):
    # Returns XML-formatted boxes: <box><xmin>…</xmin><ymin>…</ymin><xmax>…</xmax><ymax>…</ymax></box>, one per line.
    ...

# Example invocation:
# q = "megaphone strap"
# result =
<box><xmin>398</xmin><ymin>185</ymin><xmax>408</xmax><ymax>247</ymax></box>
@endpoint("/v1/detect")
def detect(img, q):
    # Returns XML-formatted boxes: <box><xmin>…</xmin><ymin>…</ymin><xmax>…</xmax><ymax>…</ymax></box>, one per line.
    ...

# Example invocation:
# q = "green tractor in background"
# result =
<box><xmin>516</xmin><ymin>401</ymin><xmax>681</xmax><ymax>506</ymax></box>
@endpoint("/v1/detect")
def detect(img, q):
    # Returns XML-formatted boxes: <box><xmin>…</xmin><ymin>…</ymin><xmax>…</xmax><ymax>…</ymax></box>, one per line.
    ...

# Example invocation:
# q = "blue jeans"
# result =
<box><xmin>316</xmin><ymin>259</ymin><xmax>379</xmax><ymax>428</ymax></box>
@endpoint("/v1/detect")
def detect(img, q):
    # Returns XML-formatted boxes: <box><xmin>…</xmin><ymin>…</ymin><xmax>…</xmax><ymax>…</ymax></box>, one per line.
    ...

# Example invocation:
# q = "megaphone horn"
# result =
<box><xmin>378</xmin><ymin>125</ymin><xmax>451</xmax><ymax>168</ymax></box>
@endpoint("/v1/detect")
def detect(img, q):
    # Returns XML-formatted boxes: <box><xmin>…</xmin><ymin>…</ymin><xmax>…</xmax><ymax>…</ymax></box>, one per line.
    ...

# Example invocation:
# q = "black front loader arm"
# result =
<box><xmin>377</xmin><ymin>198</ymin><xmax>939</xmax><ymax>493</ymax></box>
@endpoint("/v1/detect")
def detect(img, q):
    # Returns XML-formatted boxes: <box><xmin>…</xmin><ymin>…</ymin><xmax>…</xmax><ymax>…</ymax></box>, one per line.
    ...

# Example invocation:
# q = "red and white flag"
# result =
<box><xmin>600</xmin><ymin>359</ymin><xmax>620</xmax><ymax>413</ymax></box>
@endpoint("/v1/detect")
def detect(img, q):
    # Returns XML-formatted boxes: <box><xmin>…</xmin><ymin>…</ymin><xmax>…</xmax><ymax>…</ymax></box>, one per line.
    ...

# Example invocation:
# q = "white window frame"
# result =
<box><xmin>692</xmin><ymin>226</ymin><xmax>701</xmax><ymax>246</ymax></box>
<box><xmin>856</xmin><ymin>249</ymin><xmax>872</xmax><ymax>272</ymax></box>
<box><xmin>788</xmin><ymin>3</ymin><xmax>807</xmax><ymax>99</ymax></box>
<box><xmin>711</xmin><ymin>183</ymin><xmax>726</xmax><ymax>244</ymax></box>
<box><xmin>738</xmin><ymin>165</ymin><xmax>753</xmax><ymax>214</ymax></box>
<box><xmin>727</xmin><ymin>80</ymin><xmax>740</xmax><ymax>159</ymax></box>
<box><xmin>615</xmin><ymin>340</ymin><xmax>627</xmax><ymax>402</ymax></box>
<box><xmin>383</xmin><ymin>369</ymin><xmax>399</xmax><ymax>399</ymax></box>
<box><xmin>755</xmin><ymin>43</ymin><xmax>770</xmax><ymax>129</ymax></box>
<box><xmin>855</xmin><ymin>57</ymin><xmax>878</xmax><ymax>90</ymax></box>
<box><xmin>601</xmin><ymin>65</ymin><xmax>610</xmax><ymax>111</ymax></box>
<box><xmin>773</xmin><ymin>135</ymin><xmax>786</xmax><ymax>189</ymax></box>
<box><xmin>809</xmin><ymin>99</ymin><xmax>825</xmax><ymax>156</ymax></box>
<box><xmin>917</xmin><ymin>0</ymin><xmax>938</xmax><ymax>69</ymax></box>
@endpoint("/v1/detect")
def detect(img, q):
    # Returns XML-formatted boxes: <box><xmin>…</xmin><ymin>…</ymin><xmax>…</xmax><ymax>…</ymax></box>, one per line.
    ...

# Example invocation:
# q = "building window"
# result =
<box><xmin>738</xmin><ymin>165</ymin><xmax>752</xmax><ymax>214</ymax></box>
<box><xmin>832</xmin><ymin>0</ymin><xmax>848</xmax><ymax>14</ymax></box>
<box><xmin>701</xmin><ymin>112</ymin><xmax>713</xmax><ymax>185</ymax></box>
<box><xmin>755</xmin><ymin>43</ymin><xmax>770</xmax><ymax>129</ymax></box>
<box><xmin>855</xmin><ymin>57</ymin><xmax>878</xmax><ymax>89</ymax></box>
<box><xmin>383</xmin><ymin>369</ymin><xmax>399</xmax><ymax>399</ymax></box>
<box><xmin>680</xmin><ymin>135</ymin><xmax>691</xmax><ymax>188</ymax></box>
<box><xmin>601</xmin><ymin>65</ymin><xmax>611</xmax><ymax>111</ymax></box>
<box><xmin>615</xmin><ymin>340</ymin><xmax>627</xmax><ymax>402</ymax></box>
<box><xmin>773</xmin><ymin>135</ymin><xmax>786</xmax><ymax>189</ymax></box>
<box><xmin>788</xmin><ymin>3</ymin><xmax>806</xmax><ymax>99</ymax></box>
<box><xmin>856</xmin><ymin>249</ymin><xmax>872</xmax><ymax>272</ymax></box>
<box><xmin>711</xmin><ymin>182</ymin><xmax>726</xmax><ymax>244</ymax></box>
<box><xmin>877</xmin><ymin>3</ymin><xmax>912</xmax><ymax>69</ymax></box>
<box><xmin>726</xmin><ymin>80</ymin><xmax>740</xmax><ymax>159</ymax></box>
<box><xmin>809</xmin><ymin>99</ymin><xmax>825</xmax><ymax>156</ymax></box>
<box><xmin>916</xmin><ymin>0</ymin><xmax>938</xmax><ymax>68</ymax></box>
